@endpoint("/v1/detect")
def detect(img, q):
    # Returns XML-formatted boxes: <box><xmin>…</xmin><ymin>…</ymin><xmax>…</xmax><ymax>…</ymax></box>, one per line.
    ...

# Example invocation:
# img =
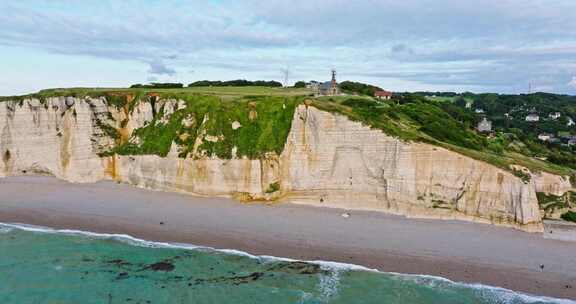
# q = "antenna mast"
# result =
<box><xmin>282</xmin><ymin>67</ymin><xmax>290</xmax><ymax>87</ymax></box>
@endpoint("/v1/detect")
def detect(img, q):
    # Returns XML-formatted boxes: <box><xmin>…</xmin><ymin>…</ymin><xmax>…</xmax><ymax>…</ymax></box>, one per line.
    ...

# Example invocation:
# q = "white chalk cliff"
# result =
<box><xmin>1</xmin><ymin>97</ymin><xmax>573</xmax><ymax>231</ymax></box>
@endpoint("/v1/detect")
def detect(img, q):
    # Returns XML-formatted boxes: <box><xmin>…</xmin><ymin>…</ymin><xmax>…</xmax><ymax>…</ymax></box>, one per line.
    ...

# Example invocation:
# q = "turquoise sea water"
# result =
<box><xmin>0</xmin><ymin>223</ymin><xmax>572</xmax><ymax>304</ymax></box>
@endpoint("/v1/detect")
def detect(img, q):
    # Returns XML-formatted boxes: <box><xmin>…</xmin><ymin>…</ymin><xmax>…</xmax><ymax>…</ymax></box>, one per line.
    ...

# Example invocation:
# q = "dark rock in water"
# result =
<box><xmin>106</xmin><ymin>259</ymin><xmax>132</xmax><ymax>267</ymax></box>
<box><xmin>115</xmin><ymin>272</ymin><xmax>129</xmax><ymax>280</ymax></box>
<box><xmin>143</xmin><ymin>261</ymin><xmax>175</xmax><ymax>272</ymax></box>
<box><xmin>192</xmin><ymin>272</ymin><xmax>265</xmax><ymax>286</ymax></box>
<box><xmin>232</xmin><ymin>272</ymin><xmax>264</xmax><ymax>285</ymax></box>
<box><xmin>267</xmin><ymin>261</ymin><xmax>324</xmax><ymax>275</ymax></box>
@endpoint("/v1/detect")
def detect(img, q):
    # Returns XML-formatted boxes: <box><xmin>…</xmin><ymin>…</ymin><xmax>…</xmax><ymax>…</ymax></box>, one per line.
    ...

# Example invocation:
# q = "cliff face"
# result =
<box><xmin>1</xmin><ymin>97</ymin><xmax>572</xmax><ymax>231</ymax></box>
<box><xmin>282</xmin><ymin>105</ymin><xmax>552</xmax><ymax>230</ymax></box>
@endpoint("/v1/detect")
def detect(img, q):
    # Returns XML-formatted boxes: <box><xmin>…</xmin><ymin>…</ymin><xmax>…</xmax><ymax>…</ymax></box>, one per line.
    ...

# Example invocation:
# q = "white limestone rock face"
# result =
<box><xmin>1</xmin><ymin>98</ymin><xmax>573</xmax><ymax>231</ymax></box>
<box><xmin>0</xmin><ymin>98</ymin><xmax>106</xmax><ymax>182</ymax></box>
<box><xmin>532</xmin><ymin>171</ymin><xmax>573</xmax><ymax>196</ymax></box>
<box><xmin>280</xmin><ymin>105</ymin><xmax>545</xmax><ymax>231</ymax></box>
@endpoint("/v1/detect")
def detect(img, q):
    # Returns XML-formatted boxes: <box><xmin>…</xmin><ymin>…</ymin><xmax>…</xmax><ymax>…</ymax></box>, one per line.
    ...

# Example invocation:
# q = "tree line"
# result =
<box><xmin>130</xmin><ymin>80</ymin><xmax>284</xmax><ymax>88</ymax></box>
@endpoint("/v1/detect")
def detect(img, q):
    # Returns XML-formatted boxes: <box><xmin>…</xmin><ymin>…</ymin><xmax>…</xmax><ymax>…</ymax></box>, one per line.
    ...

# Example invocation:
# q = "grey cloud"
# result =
<box><xmin>148</xmin><ymin>60</ymin><xmax>176</xmax><ymax>76</ymax></box>
<box><xmin>355</xmin><ymin>60</ymin><xmax>575</xmax><ymax>94</ymax></box>
<box><xmin>1</xmin><ymin>1</ymin><xmax>575</xmax><ymax>94</ymax></box>
<box><xmin>0</xmin><ymin>2</ymin><xmax>292</xmax><ymax>68</ymax></box>
<box><xmin>246</xmin><ymin>0</ymin><xmax>576</xmax><ymax>44</ymax></box>
<box><xmin>391</xmin><ymin>44</ymin><xmax>576</xmax><ymax>64</ymax></box>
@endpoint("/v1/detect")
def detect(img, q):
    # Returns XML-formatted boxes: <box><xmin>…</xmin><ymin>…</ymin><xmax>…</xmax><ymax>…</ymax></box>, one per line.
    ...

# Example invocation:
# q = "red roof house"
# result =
<box><xmin>374</xmin><ymin>90</ymin><xmax>393</xmax><ymax>99</ymax></box>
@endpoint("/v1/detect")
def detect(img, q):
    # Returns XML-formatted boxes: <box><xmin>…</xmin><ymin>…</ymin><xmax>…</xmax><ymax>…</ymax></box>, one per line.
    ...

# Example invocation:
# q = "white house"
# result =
<box><xmin>538</xmin><ymin>133</ymin><xmax>553</xmax><ymax>141</ymax></box>
<box><xmin>475</xmin><ymin>108</ymin><xmax>485</xmax><ymax>114</ymax></box>
<box><xmin>568</xmin><ymin>117</ymin><xmax>575</xmax><ymax>126</ymax></box>
<box><xmin>476</xmin><ymin>117</ymin><xmax>492</xmax><ymax>133</ymax></box>
<box><xmin>548</xmin><ymin>112</ymin><xmax>561</xmax><ymax>120</ymax></box>
<box><xmin>525</xmin><ymin>114</ymin><xmax>540</xmax><ymax>122</ymax></box>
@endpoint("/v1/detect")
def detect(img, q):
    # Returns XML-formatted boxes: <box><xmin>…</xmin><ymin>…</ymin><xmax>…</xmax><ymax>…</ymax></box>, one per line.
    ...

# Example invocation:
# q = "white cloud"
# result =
<box><xmin>568</xmin><ymin>76</ymin><xmax>576</xmax><ymax>88</ymax></box>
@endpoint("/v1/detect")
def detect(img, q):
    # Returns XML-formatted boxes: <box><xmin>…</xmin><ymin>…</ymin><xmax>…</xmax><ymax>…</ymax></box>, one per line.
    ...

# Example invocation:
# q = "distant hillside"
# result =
<box><xmin>409</xmin><ymin>92</ymin><xmax>576</xmax><ymax>171</ymax></box>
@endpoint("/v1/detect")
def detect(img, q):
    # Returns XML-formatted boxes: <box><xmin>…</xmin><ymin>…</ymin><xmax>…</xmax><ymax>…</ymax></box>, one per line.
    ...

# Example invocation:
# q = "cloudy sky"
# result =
<box><xmin>1</xmin><ymin>0</ymin><xmax>576</xmax><ymax>96</ymax></box>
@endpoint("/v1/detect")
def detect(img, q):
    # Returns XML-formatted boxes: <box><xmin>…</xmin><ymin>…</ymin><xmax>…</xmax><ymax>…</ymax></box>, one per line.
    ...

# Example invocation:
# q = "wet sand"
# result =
<box><xmin>0</xmin><ymin>176</ymin><xmax>574</xmax><ymax>299</ymax></box>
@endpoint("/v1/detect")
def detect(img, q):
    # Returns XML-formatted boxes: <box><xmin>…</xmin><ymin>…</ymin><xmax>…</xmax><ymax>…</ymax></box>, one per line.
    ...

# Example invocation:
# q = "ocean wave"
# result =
<box><xmin>1</xmin><ymin>222</ymin><xmax>573</xmax><ymax>304</ymax></box>
<box><xmin>0</xmin><ymin>225</ymin><xmax>14</xmax><ymax>234</ymax></box>
<box><xmin>318</xmin><ymin>265</ymin><xmax>342</xmax><ymax>302</ymax></box>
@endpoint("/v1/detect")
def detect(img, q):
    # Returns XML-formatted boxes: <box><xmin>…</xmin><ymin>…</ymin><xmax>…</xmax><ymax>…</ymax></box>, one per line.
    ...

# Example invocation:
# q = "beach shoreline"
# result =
<box><xmin>0</xmin><ymin>176</ymin><xmax>575</xmax><ymax>299</ymax></box>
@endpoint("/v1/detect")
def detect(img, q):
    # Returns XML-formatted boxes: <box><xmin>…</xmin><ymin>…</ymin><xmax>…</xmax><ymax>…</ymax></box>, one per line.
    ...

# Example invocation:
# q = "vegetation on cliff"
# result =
<box><xmin>537</xmin><ymin>191</ymin><xmax>575</xmax><ymax>219</ymax></box>
<box><xmin>102</xmin><ymin>93</ymin><xmax>301</xmax><ymax>159</ymax></box>
<box><xmin>312</xmin><ymin>95</ymin><xmax>574</xmax><ymax>177</ymax></box>
<box><xmin>338</xmin><ymin>81</ymin><xmax>384</xmax><ymax>96</ymax></box>
<box><xmin>561</xmin><ymin>211</ymin><xmax>576</xmax><ymax>223</ymax></box>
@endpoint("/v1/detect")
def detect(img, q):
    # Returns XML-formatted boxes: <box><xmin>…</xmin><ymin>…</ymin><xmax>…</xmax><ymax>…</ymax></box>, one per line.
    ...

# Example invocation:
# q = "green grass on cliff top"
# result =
<box><xmin>0</xmin><ymin>86</ymin><xmax>313</xmax><ymax>102</ymax></box>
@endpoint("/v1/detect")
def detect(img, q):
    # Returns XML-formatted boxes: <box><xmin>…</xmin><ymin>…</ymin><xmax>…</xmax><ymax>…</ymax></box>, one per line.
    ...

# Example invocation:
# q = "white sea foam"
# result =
<box><xmin>318</xmin><ymin>265</ymin><xmax>342</xmax><ymax>302</ymax></box>
<box><xmin>1</xmin><ymin>222</ymin><xmax>574</xmax><ymax>304</ymax></box>
<box><xmin>0</xmin><ymin>226</ymin><xmax>14</xmax><ymax>233</ymax></box>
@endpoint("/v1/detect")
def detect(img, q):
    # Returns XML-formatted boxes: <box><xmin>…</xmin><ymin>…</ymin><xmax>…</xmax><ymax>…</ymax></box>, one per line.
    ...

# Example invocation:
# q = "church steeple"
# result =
<box><xmin>330</xmin><ymin>69</ymin><xmax>338</xmax><ymax>95</ymax></box>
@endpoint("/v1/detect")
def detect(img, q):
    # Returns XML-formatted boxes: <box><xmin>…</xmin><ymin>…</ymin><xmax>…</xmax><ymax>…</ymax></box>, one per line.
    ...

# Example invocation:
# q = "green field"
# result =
<box><xmin>0</xmin><ymin>86</ymin><xmax>314</xmax><ymax>102</ymax></box>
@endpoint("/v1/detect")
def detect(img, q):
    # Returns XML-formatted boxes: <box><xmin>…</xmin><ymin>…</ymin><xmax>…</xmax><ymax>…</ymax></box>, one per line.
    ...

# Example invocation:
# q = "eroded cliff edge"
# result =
<box><xmin>1</xmin><ymin>96</ymin><xmax>573</xmax><ymax>231</ymax></box>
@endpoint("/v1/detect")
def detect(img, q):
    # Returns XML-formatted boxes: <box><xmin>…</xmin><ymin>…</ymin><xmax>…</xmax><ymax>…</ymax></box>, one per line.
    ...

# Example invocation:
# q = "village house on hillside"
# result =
<box><xmin>525</xmin><ymin>113</ymin><xmax>540</xmax><ymax>122</ymax></box>
<box><xmin>374</xmin><ymin>90</ymin><xmax>393</xmax><ymax>100</ymax></box>
<box><xmin>548</xmin><ymin>112</ymin><xmax>561</xmax><ymax>120</ymax></box>
<box><xmin>476</xmin><ymin>117</ymin><xmax>492</xmax><ymax>133</ymax></box>
<box><xmin>538</xmin><ymin>133</ymin><xmax>553</xmax><ymax>141</ymax></box>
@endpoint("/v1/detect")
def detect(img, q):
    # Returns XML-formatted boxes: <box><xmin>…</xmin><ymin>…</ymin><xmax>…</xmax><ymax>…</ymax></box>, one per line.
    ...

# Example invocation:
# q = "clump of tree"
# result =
<box><xmin>293</xmin><ymin>81</ymin><xmax>306</xmax><ymax>88</ymax></box>
<box><xmin>188</xmin><ymin>80</ymin><xmax>282</xmax><ymax>87</ymax></box>
<box><xmin>130</xmin><ymin>83</ymin><xmax>184</xmax><ymax>89</ymax></box>
<box><xmin>561</xmin><ymin>211</ymin><xmax>576</xmax><ymax>223</ymax></box>
<box><xmin>548</xmin><ymin>151</ymin><xmax>576</xmax><ymax>170</ymax></box>
<box><xmin>338</xmin><ymin>81</ymin><xmax>383</xmax><ymax>96</ymax></box>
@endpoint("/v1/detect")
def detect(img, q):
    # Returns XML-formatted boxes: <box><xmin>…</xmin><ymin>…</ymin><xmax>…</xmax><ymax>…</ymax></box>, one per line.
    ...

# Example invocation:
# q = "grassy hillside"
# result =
<box><xmin>312</xmin><ymin>96</ymin><xmax>574</xmax><ymax>178</ymax></box>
